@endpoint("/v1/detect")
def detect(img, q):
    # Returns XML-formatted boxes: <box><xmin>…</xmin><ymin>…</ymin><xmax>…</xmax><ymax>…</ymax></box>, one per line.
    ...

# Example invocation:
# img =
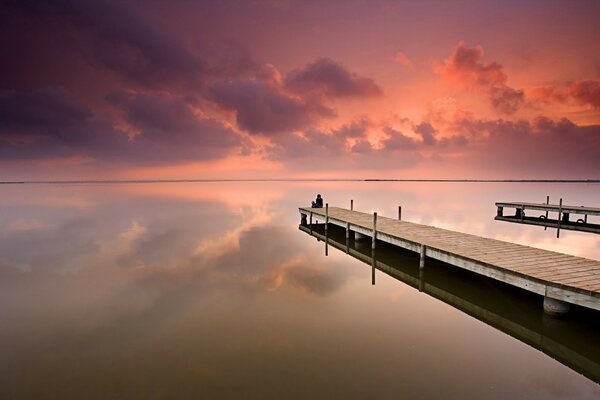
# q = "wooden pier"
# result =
<box><xmin>299</xmin><ymin>206</ymin><xmax>600</xmax><ymax>312</ymax></box>
<box><xmin>299</xmin><ymin>224</ymin><xmax>600</xmax><ymax>383</ymax></box>
<box><xmin>496</xmin><ymin>201</ymin><xmax>600</xmax><ymax>236</ymax></box>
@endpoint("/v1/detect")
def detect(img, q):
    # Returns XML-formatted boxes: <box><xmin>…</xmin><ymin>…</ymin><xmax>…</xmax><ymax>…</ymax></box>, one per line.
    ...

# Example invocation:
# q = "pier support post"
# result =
<box><xmin>544</xmin><ymin>196</ymin><xmax>549</xmax><ymax>230</ymax></box>
<box><xmin>325</xmin><ymin>203</ymin><xmax>329</xmax><ymax>234</ymax></box>
<box><xmin>418</xmin><ymin>268</ymin><xmax>424</xmax><ymax>292</ymax></box>
<box><xmin>398</xmin><ymin>206</ymin><xmax>402</xmax><ymax>220</ymax></box>
<box><xmin>301</xmin><ymin>213</ymin><xmax>307</xmax><ymax>225</ymax></box>
<box><xmin>351</xmin><ymin>199</ymin><xmax>354</xmax><ymax>211</ymax></box>
<box><xmin>520</xmin><ymin>205</ymin><xmax>525</xmax><ymax>222</ymax></box>
<box><xmin>419</xmin><ymin>244</ymin><xmax>426</xmax><ymax>269</ymax></box>
<box><xmin>372</xmin><ymin>212</ymin><xmax>377</xmax><ymax>250</ymax></box>
<box><xmin>371</xmin><ymin>249</ymin><xmax>376</xmax><ymax>285</ymax></box>
<box><xmin>309</xmin><ymin>212</ymin><xmax>313</xmax><ymax>234</ymax></box>
<box><xmin>346</xmin><ymin>222</ymin><xmax>350</xmax><ymax>240</ymax></box>
<box><xmin>557</xmin><ymin>198</ymin><xmax>563</xmax><ymax>238</ymax></box>
<box><xmin>496</xmin><ymin>206</ymin><xmax>503</xmax><ymax>217</ymax></box>
<box><xmin>325</xmin><ymin>221</ymin><xmax>329</xmax><ymax>257</ymax></box>
<box><xmin>543</xmin><ymin>296</ymin><xmax>570</xmax><ymax>317</ymax></box>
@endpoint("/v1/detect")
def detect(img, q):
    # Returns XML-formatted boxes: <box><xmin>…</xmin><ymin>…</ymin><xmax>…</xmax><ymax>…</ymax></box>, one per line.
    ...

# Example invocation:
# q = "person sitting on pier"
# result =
<box><xmin>311</xmin><ymin>194</ymin><xmax>323</xmax><ymax>208</ymax></box>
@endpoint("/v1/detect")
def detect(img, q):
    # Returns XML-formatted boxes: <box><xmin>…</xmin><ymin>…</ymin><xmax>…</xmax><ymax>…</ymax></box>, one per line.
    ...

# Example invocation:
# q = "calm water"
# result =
<box><xmin>1</xmin><ymin>181</ymin><xmax>599</xmax><ymax>399</ymax></box>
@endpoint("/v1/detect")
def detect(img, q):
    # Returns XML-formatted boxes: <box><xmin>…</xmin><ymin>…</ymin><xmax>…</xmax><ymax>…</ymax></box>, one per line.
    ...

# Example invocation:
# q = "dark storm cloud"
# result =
<box><xmin>107</xmin><ymin>91</ymin><xmax>242</xmax><ymax>151</ymax></box>
<box><xmin>381</xmin><ymin>127</ymin><xmax>419</xmax><ymax>151</ymax></box>
<box><xmin>0</xmin><ymin>0</ymin><xmax>257</xmax><ymax>91</ymax></box>
<box><xmin>414</xmin><ymin>122</ymin><xmax>437</xmax><ymax>145</ymax></box>
<box><xmin>452</xmin><ymin>116</ymin><xmax>600</xmax><ymax>174</ymax></box>
<box><xmin>0</xmin><ymin>87</ymin><xmax>242</xmax><ymax>162</ymax></box>
<box><xmin>209</xmin><ymin>79</ymin><xmax>334</xmax><ymax>135</ymax></box>
<box><xmin>0</xmin><ymin>86</ymin><xmax>89</xmax><ymax>132</ymax></box>
<box><xmin>285</xmin><ymin>58</ymin><xmax>382</xmax><ymax>98</ymax></box>
<box><xmin>0</xmin><ymin>87</ymin><xmax>128</xmax><ymax>159</ymax></box>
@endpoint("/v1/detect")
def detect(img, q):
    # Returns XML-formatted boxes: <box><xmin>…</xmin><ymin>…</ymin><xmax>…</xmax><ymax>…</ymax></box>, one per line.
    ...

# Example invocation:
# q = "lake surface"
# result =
<box><xmin>1</xmin><ymin>181</ymin><xmax>599</xmax><ymax>399</ymax></box>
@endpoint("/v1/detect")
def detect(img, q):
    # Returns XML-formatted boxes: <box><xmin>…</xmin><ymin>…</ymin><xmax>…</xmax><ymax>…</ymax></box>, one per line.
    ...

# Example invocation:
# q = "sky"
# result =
<box><xmin>1</xmin><ymin>0</ymin><xmax>599</xmax><ymax>180</ymax></box>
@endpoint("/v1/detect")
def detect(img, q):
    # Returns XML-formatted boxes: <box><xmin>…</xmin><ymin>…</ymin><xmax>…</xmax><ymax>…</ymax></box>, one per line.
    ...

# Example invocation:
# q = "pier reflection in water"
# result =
<box><xmin>300</xmin><ymin>222</ymin><xmax>600</xmax><ymax>384</ymax></box>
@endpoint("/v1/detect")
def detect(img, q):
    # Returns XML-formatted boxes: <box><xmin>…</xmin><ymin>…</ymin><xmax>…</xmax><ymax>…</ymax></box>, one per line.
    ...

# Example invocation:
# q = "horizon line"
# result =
<box><xmin>2</xmin><ymin>178</ymin><xmax>600</xmax><ymax>184</ymax></box>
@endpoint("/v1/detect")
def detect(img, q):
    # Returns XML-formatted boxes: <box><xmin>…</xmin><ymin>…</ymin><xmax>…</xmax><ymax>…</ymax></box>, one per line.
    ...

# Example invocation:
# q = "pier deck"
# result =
<box><xmin>495</xmin><ymin>201</ymin><xmax>600</xmax><ymax>235</ymax></box>
<box><xmin>299</xmin><ymin>206</ymin><xmax>600</xmax><ymax>311</ymax></box>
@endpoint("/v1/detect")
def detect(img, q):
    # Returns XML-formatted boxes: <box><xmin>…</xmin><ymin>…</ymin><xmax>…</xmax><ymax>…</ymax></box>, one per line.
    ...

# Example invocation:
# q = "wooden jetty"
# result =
<box><xmin>496</xmin><ymin>200</ymin><xmax>600</xmax><ymax>236</ymax></box>
<box><xmin>299</xmin><ymin>205</ymin><xmax>600</xmax><ymax>313</ymax></box>
<box><xmin>299</xmin><ymin>224</ymin><xmax>600</xmax><ymax>383</ymax></box>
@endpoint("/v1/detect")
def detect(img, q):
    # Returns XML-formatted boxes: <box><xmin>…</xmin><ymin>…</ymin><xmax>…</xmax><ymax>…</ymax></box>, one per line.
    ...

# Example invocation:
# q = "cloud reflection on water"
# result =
<box><xmin>0</xmin><ymin>182</ymin><xmax>599</xmax><ymax>398</ymax></box>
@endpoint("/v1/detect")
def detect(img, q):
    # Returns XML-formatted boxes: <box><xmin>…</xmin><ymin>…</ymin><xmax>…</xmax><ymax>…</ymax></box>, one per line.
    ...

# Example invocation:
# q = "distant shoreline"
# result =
<box><xmin>1</xmin><ymin>179</ymin><xmax>600</xmax><ymax>184</ymax></box>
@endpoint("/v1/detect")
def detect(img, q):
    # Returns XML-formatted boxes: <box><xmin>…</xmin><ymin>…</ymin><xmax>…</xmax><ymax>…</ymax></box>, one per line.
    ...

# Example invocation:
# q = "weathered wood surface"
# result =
<box><xmin>299</xmin><ymin>206</ymin><xmax>600</xmax><ymax>310</ymax></box>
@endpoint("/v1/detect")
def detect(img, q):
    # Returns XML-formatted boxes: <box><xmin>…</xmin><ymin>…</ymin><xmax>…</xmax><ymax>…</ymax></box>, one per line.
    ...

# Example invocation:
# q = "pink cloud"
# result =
<box><xmin>393</xmin><ymin>51</ymin><xmax>413</xmax><ymax>68</ymax></box>
<box><xmin>437</xmin><ymin>41</ymin><xmax>524</xmax><ymax>114</ymax></box>
<box><xmin>529</xmin><ymin>80</ymin><xmax>600</xmax><ymax>109</ymax></box>
<box><xmin>567</xmin><ymin>81</ymin><xmax>600</xmax><ymax>108</ymax></box>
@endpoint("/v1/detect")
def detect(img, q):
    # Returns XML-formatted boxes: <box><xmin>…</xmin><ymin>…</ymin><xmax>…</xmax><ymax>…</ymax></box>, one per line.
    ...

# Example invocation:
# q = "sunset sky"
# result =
<box><xmin>1</xmin><ymin>0</ymin><xmax>599</xmax><ymax>180</ymax></box>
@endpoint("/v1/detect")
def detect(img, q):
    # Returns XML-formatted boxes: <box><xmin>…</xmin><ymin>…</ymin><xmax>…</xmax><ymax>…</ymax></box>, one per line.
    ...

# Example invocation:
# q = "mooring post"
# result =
<box><xmin>350</xmin><ymin>199</ymin><xmax>354</xmax><ymax>211</ymax></box>
<box><xmin>325</xmin><ymin>203</ymin><xmax>329</xmax><ymax>234</ymax></box>
<box><xmin>419</xmin><ymin>244</ymin><xmax>426</xmax><ymax>269</ymax></box>
<box><xmin>557</xmin><ymin>198</ymin><xmax>563</xmax><ymax>238</ymax></box>
<box><xmin>544</xmin><ymin>195</ymin><xmax>549</xmax><ymax>230</ymax></box>
<box><xmin>372</xmin><ymin>212</ymin><xmax>377</xmax><ymax>250</ymax></box>
<box><xmin>398</xmin><ymin>206</ymin><xmax>402</xmax><ymax>220</ymax></box>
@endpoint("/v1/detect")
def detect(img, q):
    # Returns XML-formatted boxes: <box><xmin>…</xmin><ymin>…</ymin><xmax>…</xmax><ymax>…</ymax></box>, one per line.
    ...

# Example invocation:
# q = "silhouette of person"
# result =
<box><xmin>312</xmin><ymin>194</ymin><xmax>323</xmax><ymax>208</ymax></box>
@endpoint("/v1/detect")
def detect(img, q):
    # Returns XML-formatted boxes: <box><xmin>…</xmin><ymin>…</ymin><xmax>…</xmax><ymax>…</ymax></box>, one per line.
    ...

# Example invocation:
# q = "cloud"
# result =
<box><xmin>414</xmin><ymin>122</ymin><xmax>437</xmax><ymax>145</ymax></box>
<box><xmin>437</xmin><ymin>41</ymin><xmax>524</xmax><ymax>114</ymax></box>
<box><xmin>107</xmin><ymin>91</ymin><xmax>242</xmax><ymax>154</ymax></box>
<box><xmin>450</xmin><ymin>116</ymin><xmax>600</xmax><ymax>175</ymax></box>
<box><xmin>530</xmin><ymin>80</ymin><xmax>600</xmax><ymax>109</ymax></box>
<box><xmin>209</xmin><ymin>78</ymin><xmax>334</xmax><ymax>135</ymax></box>
<box><xmin>0</xmin><ymin>86</ymin><xmax>90</xmax><ymax>132</ymax></box>
<box><xmin>0</xmin><ymin>87</ymin><xmax>242</xmax><ymax>163</ymax></box>
<box><xmin>210</xmin><ymin>59</ymin><xmax>382</xmax><ymax>136</ymax></box>
<box><xmin>285</xmin><ymin>58</ymin><xmax>382</xmax><ymax>98</ymax></box>
<box><xmin>393</xmin><ymin>51</ymin><xmax>413</xmax><ymax>68</ymax></box>
<box><xmin>0</xmin><ymin>87</ymin><xmax>128</xmax><ymax>160</ymax></box>
<box><xmin>0</xmin><ymin>0</ymin><xmax>257</xmax><ymax>92</ymax></box>
<box><xmin>381</xmin><ymin>127</ymin><xmax>419</xmax><ymax>151</ymax></box>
